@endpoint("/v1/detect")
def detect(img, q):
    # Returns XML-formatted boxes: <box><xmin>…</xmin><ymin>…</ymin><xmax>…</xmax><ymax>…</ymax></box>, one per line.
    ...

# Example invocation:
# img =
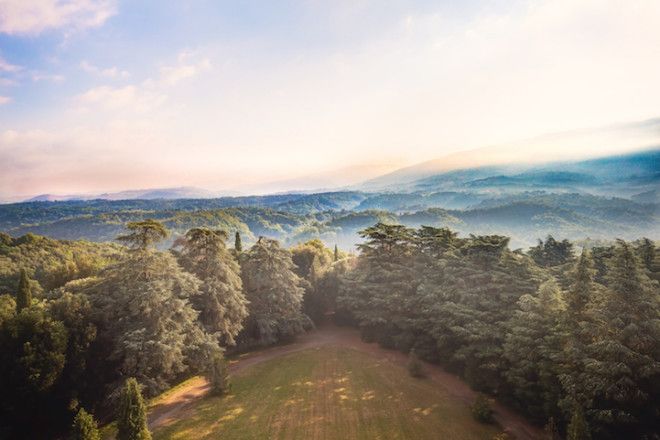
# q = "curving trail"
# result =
<box><xmin>147</xmin><ymin>324</ymin><xmax>543</xmax><ymax>440</ymax></box>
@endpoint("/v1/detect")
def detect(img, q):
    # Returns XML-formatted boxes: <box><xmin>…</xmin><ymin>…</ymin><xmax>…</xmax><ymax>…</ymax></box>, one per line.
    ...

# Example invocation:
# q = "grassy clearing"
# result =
<box><xmin>154</xmin><ymin>346</ymin><xmax>501</xmax><ymax>440</ymax></box>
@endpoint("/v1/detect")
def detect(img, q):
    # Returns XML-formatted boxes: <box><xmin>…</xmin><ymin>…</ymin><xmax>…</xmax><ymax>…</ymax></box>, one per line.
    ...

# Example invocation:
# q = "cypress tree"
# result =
<box><xmin>116</xmin><ymin>378</ymin><xmax>151</xmax><ymax>440</ymax></box>
<box><xmin>207</xmin><ymin>350</ymin><xmax>230</xmax><ymax>396</ymax></box>
<box><xmin>70</xmin><ymin>407</ymin><xmax>100</xmax><ymax>440</ymax></box>
<box><xmin>334</xmin><ymin>244</ymin><xmax>339</xmax><ymax>262</ymax></box>
<box><xmin>566</xmin><ymin>405</ymin><xmax>591</xmax><ymax>440</ymax></box>
<box><xmin>234</xmin><ymin>231</ymin><xmax>242</xmax><ymax>253</ymax></box>
<box><xmin>16</xmin><ymin>269</ymin><xmax>32</xmax><ymax>312</ymax></box>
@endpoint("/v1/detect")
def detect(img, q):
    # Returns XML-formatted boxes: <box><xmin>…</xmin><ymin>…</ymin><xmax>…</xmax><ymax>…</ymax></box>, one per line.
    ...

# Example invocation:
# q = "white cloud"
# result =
<box><xmin>0</xmin><ymin>95</ymin><xmax>11</xmax><ymax>104</ymax></box>
<box><xmin>0</xmin><ymin>0</ymin><xmax>116</xmax><ymax>35</ymax></box>
<box><xmin>31</xmin><ymin>71</ymin><xmax>65</xmax><ymax>82</ymax></box>
<box><xmin>0</xmin><ymin>55</ymin><xmax>21</xmax><ymax>72</ymax></box>
<box><xmin>159</xmin><ymin>54</ymin><xmax>211</xmax><ymax>86</ymax></box>
<box><xmin>80</xmin><ymin>60</ymin><xmax>129</xmax><ymax>78</ymax></box>
<box><xmin>75</xmin><ymin>84</ymin><xmax>166</xmax><ymax>112</ymax></box>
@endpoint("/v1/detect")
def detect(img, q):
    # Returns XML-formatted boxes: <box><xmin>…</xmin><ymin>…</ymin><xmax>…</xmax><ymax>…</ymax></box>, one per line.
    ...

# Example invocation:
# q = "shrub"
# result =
<box><xmin>208</xmin><ymin>350</ymin><xmax>231</xmax><ymax>396</ymax></box>
<box><xmin>407</xmin><ymin>349</ymin><xmax>424</xmax><ymax>378</ymax></box>
<box><xmin>471</xmin><ymin>394</ymin><xmax>494</xmax><ymax>423</ymax></box>
<box><xmin>70</xmin><ymin>408</ymin><xmax>100</xmax><ymax>440</ymax></box>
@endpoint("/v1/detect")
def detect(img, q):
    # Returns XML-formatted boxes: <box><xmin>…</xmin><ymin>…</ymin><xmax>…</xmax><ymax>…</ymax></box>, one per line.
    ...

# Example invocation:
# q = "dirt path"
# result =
<box><xmin>148</xmin><ymin>324</ymin><xmax>543</xmax><ymax>440</ymax></box>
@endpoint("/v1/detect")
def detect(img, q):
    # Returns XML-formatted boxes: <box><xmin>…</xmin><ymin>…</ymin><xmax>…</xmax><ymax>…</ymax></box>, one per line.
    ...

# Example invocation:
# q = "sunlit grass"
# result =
<box><xmin>154</xmin><ymin>346</ymin><xmax>500</xmax><ymax>440</ymax></box>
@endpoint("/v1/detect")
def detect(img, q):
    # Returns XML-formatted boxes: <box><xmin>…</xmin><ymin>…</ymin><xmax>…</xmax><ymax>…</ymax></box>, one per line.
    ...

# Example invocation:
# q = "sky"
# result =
<box><xmin>0</xmin><ymin>0</ymin><xmax>659</xmax><ymax>200</ymax></box>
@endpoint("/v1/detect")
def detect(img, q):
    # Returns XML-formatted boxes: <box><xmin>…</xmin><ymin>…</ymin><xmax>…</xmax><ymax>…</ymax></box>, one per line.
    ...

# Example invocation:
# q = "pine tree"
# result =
<box><xmin>87</xmin><ymin>225</ymin><xmax>218</xmax><ymax>394</ymax></box>
<box><xmin>234</xmin><ymin>231</ymin><xmax>242</xmax><ymax>253</ymax></box>
<box><xmin>583</xmin><ymin>240</ymin><xmax>660</xmax><ymax>437</ymax></box>
<box><xmin>207</xmin><ymin>349</ymin><xmax>230</xmax><ymax>395</ymax></box>
<box><xmin>16</xmin><ymin>268</ymin><xmax>32</xmax><ymax>311</ymax></box>
<box><xmin>566</xmin><ymin>405</ymin><xmax>591</xmax><ymax>440</ymax></box>
<box><xmin>70</xmin><ymin>407</ymin><xmax>100</xmax><ymax>440</ymax></box>
<box><xmin>241</xmin><ymin>238</ymin><xmax>308</xmax><ymax>345</ymax></box>
<box><xmin>117</xmin><ymin>219</ymin><xmax>168</xmax><ymax>250</ymax></box>
<box><xmin>503</xmin><ymin>279</ymin><xmax>564</xmax><ymax>422</ymax></box>
<box><xmin>116</xmin><ymin>378</ymin><xmax>151</xmax><ymax>440</ymax></box>
<box><xmin>176</xmin><ymin>228</ymin><xmax>248</xmax><ymax>346</ymax></box>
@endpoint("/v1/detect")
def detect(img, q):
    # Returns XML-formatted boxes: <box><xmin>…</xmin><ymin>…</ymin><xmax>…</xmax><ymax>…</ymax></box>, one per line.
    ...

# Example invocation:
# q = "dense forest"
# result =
<box><xmin>0</xmin><ymin>217</ymin><xmax>658</xmax><ymax>439</ymax></box>
<box><xmin>0</xmin><ymin>189</ymin><xmax>657</xmax><ymax>251</ymax></box>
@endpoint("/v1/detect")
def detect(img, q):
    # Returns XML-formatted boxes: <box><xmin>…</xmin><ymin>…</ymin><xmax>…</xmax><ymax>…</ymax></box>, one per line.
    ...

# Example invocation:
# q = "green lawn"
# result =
<box><xmin>154</xmin><ymin>346</ymin><xmax>501</xmax><ymax>440</ymax></box>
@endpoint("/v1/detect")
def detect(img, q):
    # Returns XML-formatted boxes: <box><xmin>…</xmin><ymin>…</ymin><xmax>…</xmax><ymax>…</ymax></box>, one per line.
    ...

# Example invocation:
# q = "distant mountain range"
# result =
<box><xmin>26</xmin><ymin>186</ymin><xmax>235</xmax><ymax>202</ymax></box>
<box><xmin>358</xmin><ymin>148</ymin><xmax>660</xmax><ymax>199</ymax></box>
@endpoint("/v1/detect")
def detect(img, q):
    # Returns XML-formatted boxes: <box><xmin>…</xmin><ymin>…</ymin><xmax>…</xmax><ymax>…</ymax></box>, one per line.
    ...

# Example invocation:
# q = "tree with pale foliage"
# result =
<box><xmin>240</xmin><ymin>238</ymin><xmax>309</xmax><ymax>345</ymax></box>
<box><xmin>116</xmin><ymin>219</ymin><xmax>168</xmax><ymax>250</ymax></box>
<box><xmin>207</xmin><ymin>349</ymin><xmax>230</xmax><ymax>396</ymax></box>
<box><xmin>87</xmin><ymin>222</ymin><xmax>218</xmax><ymax>394</ymax></box>
<box><xmin>175</xmin><ymin>228</ymin><xmax>248</xmax><ymax>346</ymax></box>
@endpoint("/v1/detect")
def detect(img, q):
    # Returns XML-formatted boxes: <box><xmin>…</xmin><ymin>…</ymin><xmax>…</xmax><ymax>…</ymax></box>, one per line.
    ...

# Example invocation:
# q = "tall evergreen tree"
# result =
<box><xmin>566</xmin><ymin>405</ymin><xmax>591</xmax><ymax>440</ymax></box>
<box><xmin>583</xmin><ymin>240</ymin><xmax>660</xmax><ymax>438</ymax></box>
<box><xmin>116</xmin><ymin>378</ymin><xmax>151</xmax><ymax>440</ymax></box>
<box><xmin>504</xmin><ymin>279</ymin><xmax>565</xmax><ymax>423</ymax></box>
<box><xmin>558</xmin><ymin>251</ymin><xmax>599</xmax><ymax>415</ymax></box>
<box><xmin>16</xmin><ymin>268</ymin><xmax>32</xmax><ymax>311</ymax></box>
<box><xmin>334</xmin><ymin>244</ymin><xmax>339</xmax><ymax>262</ymax></box>
<box><xmin>234</xmin><ymin>231</ymin><xmax>242</xmax><ymax>253</ymax></box>
<box><xmin>207</xmin><ymin>349</ymin><xmax>230</xmax><ymax>396</ymax></box>
<box><xmin>86</xmin><ymin>224</ymin><xmax>218</xmax><ymax>394</ymax></box>
<box><xmin>116</xmin><ymin>219</ymin><xmax>168</xmax><ymax>250</ymax></box>
<box><xmin>240</xmin><ymin>238</ymin><xmax>308</xmax><ymax>345</ymax></box>
<box><xmin>70</xmin><ymin>407</ymin><xmax>100</xmax><ymax>440</ymax></box>
<box><xmin>176</xmin><ymin>228</ymin><xmax>248</xmax><ymax>346</ymax></box>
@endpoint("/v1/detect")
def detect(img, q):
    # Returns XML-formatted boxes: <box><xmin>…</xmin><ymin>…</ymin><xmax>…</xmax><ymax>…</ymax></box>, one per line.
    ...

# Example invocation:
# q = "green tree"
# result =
<box><xmin>240</xmin><ymin>238</ymin><xmax>308</xmax><ymax>345</ymax></box>
<box><xmin>291</xmin><ymin>239</ymin><xmax>334</xmax><ymax>323</ymax></box>
<box><xmin>117</xmin><ymin>219</ymin><xmax>168</xmax><ymax>250</ymax></box>
<box><xmin>16</xmin><ymin>268</ymin><xmax>32</xmax><ymax>311</ymax></box>
<box><xmin>70</xmin><ymin>407</ymin><xmax>100</xmax><ymax>440</ymax></box>
<box><xmin>503</xmin><ymin>279</ymin><xmax>565</xmax><ymax>423</ymax></box>
<box><xmin>471</xmin><ymin>394</ymin><xmax>494</xmax><ymax>423</ymax></box>
<box><xmin>116</xmin><ymin>378</ymin><xmax>151</xmax><ymax>440</ymax></box>
<box><xmin>207</xmin><ymin>349</ymin><xmax>230</xmax><ymax>396</ymax></box>
<box><xmin>86</xmin><ymin>227</ymin><xmax>218</xmax><ymax>394</ymax></box>
<box><xmin>528</xmin><ymin>236</ymin><xmax>574</xmax><ymax>268</ymax></box>
<box><xmin>583</xmin><ymin>240</ymin><xmax>660</xmax><ymax>438</ymax></box>
<box><xmin>176</xmin><ymin>228</ymin><xmax>248</xmax><ymax>346</ymax></box>
<box><xmin>334</xmin><ymin>244</ymin><xmax>339</xmax><ymax>262</ymax></box>
<box><xmin>0</xmin><ymin>307</ymin><xmax>67</xmax><ymax>438</ymax></box>
<box><xmin>234</xmin><ymin>231</ymin><xmax>242</xmax><ymax>253</ymax></box>
<box><xmin>566</xmin><ymin>405</ymin><xmax>591</xmax><ymax>440</ymax></box>
<box><xmin>0</xmin><ymin>294</ymin><xmax>15</xmax><ymax>325</ymax></box>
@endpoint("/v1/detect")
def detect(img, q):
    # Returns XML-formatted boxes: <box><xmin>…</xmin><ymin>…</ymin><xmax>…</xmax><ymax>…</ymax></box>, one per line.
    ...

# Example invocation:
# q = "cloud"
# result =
<box><xmin>0</xmin><ymin>55</ymin><xmax>21</xmax><ymax>72</ymax></box>
<box><xmin>158</xmin><ymin>54</ymin><xmax>211</xmax><ymax>86</ymax></box>
<box><xmin>0</xmin><ymin>96</ymin><xmax>11</xmax><ymax>105</ymax></box>
<box><xmin>0</xmin><ymin>0</ymin><xmax>116</xmax><ymax>35</ymax></box>
<box><xmin>75</xmin><ymin>84</ymin><xmax>166</xmax><ymax>112</ymax></box>
<box><xmin>80</xmin><ymin>60</ymin><xmax>129</xmax><ymax>78</ymax></box>
<box><xmin>31</xmin><ymin>71</ymin><xmax>65</xmax><ymax>82</ymax></box>
<box><xmin>73</xmin><ymin>50</ymin><xmax>210</xmax><ymax>113</ymax></box>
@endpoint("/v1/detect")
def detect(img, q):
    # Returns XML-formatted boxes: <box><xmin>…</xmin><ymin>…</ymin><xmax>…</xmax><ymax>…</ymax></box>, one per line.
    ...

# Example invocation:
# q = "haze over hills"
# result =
<box><xmin>1</xmin><ymin>148</ymin><xmax>657</xmax><ymax>250</ymax></box>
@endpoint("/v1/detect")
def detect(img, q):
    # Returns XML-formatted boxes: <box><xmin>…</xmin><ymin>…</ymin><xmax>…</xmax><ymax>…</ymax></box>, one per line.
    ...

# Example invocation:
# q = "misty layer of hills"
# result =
<box><xmin>1</xmin><ymin>149</ymin><xmax>658</xmax><ymax>249</ymax></box>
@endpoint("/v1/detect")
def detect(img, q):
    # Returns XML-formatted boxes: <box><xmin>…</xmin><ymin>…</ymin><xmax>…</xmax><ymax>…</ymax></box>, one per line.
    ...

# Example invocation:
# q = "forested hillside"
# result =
<box><xmin>0</xmin><ymin>218</ymin><xmax>657</xmax><ymax>439</ymax></box>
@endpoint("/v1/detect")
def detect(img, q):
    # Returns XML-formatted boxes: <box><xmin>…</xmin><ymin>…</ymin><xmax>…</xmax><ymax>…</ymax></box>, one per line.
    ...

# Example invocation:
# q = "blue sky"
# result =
<box><xmin>1</xmin><ymin>0</ymin><xmax>659</xmax><ymax>199</ymax></box>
